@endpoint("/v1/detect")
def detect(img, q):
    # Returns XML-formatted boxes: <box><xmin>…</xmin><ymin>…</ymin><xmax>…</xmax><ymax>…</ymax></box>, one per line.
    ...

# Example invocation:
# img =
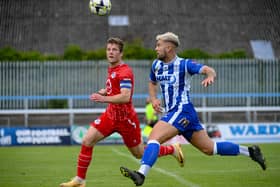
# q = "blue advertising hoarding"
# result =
<box><xmin>0</xmin><ymin>127</ymin><xmax>71</xmax><ymax>146</ymax></box>
<box><xmin>1</xmin><ymin>123</ymin><xmax>279</xmax><ymax>146</ymax></box>
<box><xmin>214</xmin><ymin>123</ymin><xmax>280</xmax><ymax>143</ymax></box>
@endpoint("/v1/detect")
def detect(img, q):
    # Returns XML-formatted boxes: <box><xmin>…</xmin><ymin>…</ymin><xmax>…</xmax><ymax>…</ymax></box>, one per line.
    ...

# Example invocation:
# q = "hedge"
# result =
<box><xmin>0</xmin><ymin>42</ymin><xmax>247</xmax><ymax>61</ymax></box>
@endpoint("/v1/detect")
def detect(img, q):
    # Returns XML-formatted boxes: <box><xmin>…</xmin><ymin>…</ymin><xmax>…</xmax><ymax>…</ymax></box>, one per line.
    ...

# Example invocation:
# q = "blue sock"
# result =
<box><xmin>141</xmin><ymin>140</ymin><xmax>160</xmax><ymax>167</ymax></box>
<box><xmin>216</xmin><ymin>142</ymin><xmax>240</xmax><ymax>155</ymax></box>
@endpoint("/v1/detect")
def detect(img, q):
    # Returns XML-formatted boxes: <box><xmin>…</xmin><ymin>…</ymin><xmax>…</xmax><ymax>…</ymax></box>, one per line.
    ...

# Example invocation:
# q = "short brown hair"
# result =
<box><xmin>107</xmin><ymin>37</ymin><xmax>124</xmax><ymax>52</ymax></box>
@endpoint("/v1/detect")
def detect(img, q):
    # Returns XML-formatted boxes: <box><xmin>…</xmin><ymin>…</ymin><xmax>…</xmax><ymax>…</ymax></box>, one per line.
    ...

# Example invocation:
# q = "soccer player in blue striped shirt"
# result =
<box><xmin>120</xmin><ymin>32</ymin><xmax>266</xmax><ymax>186</ymax></box>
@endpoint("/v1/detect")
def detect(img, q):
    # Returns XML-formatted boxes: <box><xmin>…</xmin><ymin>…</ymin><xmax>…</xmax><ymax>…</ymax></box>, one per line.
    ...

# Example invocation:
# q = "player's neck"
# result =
<box><xmin>109</xmin><ymin>61</ymin><xmax>122</xmax><ymax>68</ymax></box>
<box><xmin>163</xmin><ymin>54</ymin><xmax>177</xmax><ymax>64</ymax></box>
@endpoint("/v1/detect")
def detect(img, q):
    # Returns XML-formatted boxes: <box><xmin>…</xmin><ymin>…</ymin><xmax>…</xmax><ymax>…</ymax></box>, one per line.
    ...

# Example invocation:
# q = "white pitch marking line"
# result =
<box><xmin>112</xmin><ymin>148</ymin><xmax>200</xmax><ymax>187</ymax></box>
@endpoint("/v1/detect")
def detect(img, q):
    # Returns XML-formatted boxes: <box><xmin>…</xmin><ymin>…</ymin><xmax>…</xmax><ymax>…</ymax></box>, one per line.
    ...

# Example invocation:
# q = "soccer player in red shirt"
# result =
<box><xmin>60</xmin><ymin>37</ymin><xmax>184</xmax><ymax>187</ymax></box>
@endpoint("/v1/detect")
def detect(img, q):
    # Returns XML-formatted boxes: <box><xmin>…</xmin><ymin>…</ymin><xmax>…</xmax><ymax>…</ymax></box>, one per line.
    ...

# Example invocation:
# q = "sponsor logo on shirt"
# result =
<box><xmin>156</xmin><ymin>75</ymin><xmax>176</xmax><ymax>84</ymax></box>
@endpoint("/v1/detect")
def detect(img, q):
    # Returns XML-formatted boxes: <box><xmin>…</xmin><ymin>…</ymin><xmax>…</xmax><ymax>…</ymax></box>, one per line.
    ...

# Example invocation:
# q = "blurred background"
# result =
<box><xmin>0</xmin><ymin>0</ymin><xmax>279</xmax><ymax>145</ymax></box>
<box><xmin>1</xmin><ymin>0</ymin><xmax>280</xmax><ymax>56</ymax></box>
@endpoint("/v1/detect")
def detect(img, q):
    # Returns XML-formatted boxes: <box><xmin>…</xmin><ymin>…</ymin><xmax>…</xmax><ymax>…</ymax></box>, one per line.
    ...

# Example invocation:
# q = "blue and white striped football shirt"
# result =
<box><xmin>150</xmin><ymin>56</ymin><xmax>203</xmax><ymax>112</ymax></box>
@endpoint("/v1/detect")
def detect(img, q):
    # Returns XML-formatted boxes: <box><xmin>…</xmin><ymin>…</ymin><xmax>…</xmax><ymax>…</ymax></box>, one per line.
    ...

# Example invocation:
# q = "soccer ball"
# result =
<box><xmin>89</xmin><ymin>0</ymin><xmax>111</xmax><ymax>16</ymax></box>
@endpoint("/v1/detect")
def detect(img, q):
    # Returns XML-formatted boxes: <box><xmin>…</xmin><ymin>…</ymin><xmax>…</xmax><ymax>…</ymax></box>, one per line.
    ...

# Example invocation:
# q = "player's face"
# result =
<box><xmin>106</xmin><ymin>43</ymin><xmax>123</xmax><ymax>66</ymax></box>
<box><xmin>155</xmin><ymin>40</ymin><xmax>168</xmax><ymax>61</ymax></box>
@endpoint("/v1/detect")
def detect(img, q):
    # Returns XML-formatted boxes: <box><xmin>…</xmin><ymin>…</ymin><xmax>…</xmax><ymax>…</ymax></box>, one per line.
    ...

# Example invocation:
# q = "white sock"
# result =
<box><xmin>239</xmin><ymin>145</ymin><xmax>250</xmax><ymax>156</ymax></box>
<box><xmin>138</xmin><ymin>164</ymin><xmax>151</xmax><ymax>176</ymax></box>
<box><xmin>75</xmin><ymin>176</ymin><xmax>85</xmax><ymax>183</ymax></box>
<box><xmin>213</xmin><ymin>142</ymin><xmax>217</xmax><ymax>155</ymax></box>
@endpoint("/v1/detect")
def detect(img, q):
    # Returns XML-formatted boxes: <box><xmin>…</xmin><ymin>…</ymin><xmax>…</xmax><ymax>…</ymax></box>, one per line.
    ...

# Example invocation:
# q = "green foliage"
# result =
<box><xmin>0</xmin><ymin>44</ymin><xmax>248</xmax><ymax>61</ymax></box>
<box><xmin>44</xmin><ymin>54</ymin><xmax>62</xmax><ymax>61</ymax></box>
<box><xmin>47</xmin><ymin>99</ymin><xmax>68</xmax><ymax>109</ymax></box>
<box><xmin>214</xmin><ymin>49</ymin><xmax>247</xmax><ymax>59</ymax></box>
<box><xmin>179</xmin><ymin>48</ymin><xmax>211</xmax><ymax>59</ymax></box>
<box><xmin>0</xmin><ymin>47</ymin><xmax>21</xmax><ymax>61</ymax></box>
<box><xmin>179</xmin><ymin>49</ymin><xmax>247</xmax><ymax>59</ymax></box>
<box><xmin>63</xmin><ymin>44</ymin><xmax>85</xmax><ymax>60</ymax></box>
<box><xmin>85</xmin><ymin>48</ymin><xmax>106</xmax><ymax>60</ymax></box>
<box><xmin>123</xmin><ymin>39</ymin><xmax>156</xmax><ymax>60</ymax></box>
<box><xmin>19</xmin><ymin>50</ymin><xmax>44</xmax><ymax>61</ymax></box>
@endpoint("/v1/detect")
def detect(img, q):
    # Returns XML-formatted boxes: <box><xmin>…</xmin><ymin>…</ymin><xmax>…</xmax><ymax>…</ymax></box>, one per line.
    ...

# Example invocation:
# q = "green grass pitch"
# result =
<box><xmin>0</xmin><ymin>143</ymin><xmax>279</xmax><ymax>187</ymax></box>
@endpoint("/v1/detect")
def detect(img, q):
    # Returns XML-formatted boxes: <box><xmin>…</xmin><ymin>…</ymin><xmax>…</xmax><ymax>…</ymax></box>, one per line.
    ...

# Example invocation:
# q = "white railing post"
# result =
<box><xmin>24</xmin><ymin>99</ymin><xmax>28</xmax><ymax>127</ymax></box>
<box><xmin>202</xmin><ymin>97</ymin><xmax>207</xmax><ymax>124</ymax></box>
<box><xmin>246</xmin><ymin>96</ymin><xmax>251</xmax><ymax>122</ymax></box>
<box><xmin>208</xmin><ymin>111</ymin><xmax>212</xmax><ymax>124</ymax></box>
<box><xmin>253</xmin><ymin>111</ymin><xmax>257</xmax><ymax>122</ymax></box>
<box><xmin>68</xmin><ymin>98</ymin><xmax>74</xmax><ymax>126</ymax></box>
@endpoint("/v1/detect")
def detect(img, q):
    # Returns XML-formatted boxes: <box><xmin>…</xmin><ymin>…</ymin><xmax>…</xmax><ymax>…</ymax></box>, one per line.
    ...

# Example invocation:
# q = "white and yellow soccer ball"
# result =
<box><xmin>89</xmin><ymin>0</ymin><xmax>111</xmax><ymax>16</ymax></box>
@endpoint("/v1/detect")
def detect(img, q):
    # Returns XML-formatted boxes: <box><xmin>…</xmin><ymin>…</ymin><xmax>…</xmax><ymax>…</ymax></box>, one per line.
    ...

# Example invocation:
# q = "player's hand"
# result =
<box><xmin>201</xmin><ymin>76</ymin><xmax>215</xmax><ymax>87</ymax></box>
<box><xmin>151</xmin><ymin>98</ymin><xmax>163</xmax><ymax>113</ymax></box>
<box><xmin>90</xmin><ymin>93</ymin><xmax>106</xmax><ymax>102</ymax></box>
<box><xmin>200</xmin><ymin>66</ymin><xmax>216</xmax><ymax>87</ymax></box>
<box><xmin>97</xmin><ymin>88</ymin><xmax>107</xmax><ymax>96</ymax></box>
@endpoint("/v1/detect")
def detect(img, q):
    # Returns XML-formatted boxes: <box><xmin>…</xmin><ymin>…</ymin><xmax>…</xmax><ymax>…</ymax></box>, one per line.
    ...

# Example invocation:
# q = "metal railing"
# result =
<box><xmin>1</xmin><ymin>93</ymin><xmax>280</xmax><ymax>127</ymax></box>
<box><xmin>1</xmin><ymin>59</ymin><xmax>280</xmax><ymax>109</ymax></box>
<box><xmin>1</xmin><ymin>59</ymin><xmax>279</xmax><ymax>126</ymax></box>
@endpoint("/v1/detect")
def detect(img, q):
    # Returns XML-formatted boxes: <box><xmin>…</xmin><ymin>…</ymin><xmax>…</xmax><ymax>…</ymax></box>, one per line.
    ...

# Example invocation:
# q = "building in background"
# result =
<box><xmin>0</xmin><ymin>0</ymin><xmax>279</xmax><ymax>57</ymax></box>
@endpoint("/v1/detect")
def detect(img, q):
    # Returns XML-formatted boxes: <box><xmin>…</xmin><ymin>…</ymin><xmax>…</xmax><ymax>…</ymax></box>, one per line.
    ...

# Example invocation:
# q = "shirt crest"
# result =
<box><xmin>111</xmin><ymin>72</ymin><xmax>116</xmax><ymax>78</ymax></box>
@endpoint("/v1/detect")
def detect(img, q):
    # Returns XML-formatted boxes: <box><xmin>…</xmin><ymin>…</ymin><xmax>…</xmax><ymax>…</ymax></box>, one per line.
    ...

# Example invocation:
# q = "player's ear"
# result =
<box><xmin>166</xmin><ymin>44</ymin><xmax>173</xmax><ymax>52</ymax></box>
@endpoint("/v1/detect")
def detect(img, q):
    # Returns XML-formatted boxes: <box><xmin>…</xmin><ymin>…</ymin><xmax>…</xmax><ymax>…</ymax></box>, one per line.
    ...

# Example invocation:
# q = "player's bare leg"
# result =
<box><xmin>189</xmin><ymin>129</ymin><xmax>215</xmax><ymax>155</ymax></box>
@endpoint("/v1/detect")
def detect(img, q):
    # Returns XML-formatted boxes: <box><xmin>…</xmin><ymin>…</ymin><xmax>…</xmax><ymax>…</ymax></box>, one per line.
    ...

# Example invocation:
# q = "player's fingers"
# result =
<box><xmin>155</xmin><ymin>107</ymin><xmax>162</xmax><ymax>113</ymax></box>
<box><xmin>90</xmin><ymin>95</ymin><xmax>95</xmax><ymax>100</ymax></box>
<box><xmin>201</xmin><ymin>80</ymin><xmax>208</xmax><ymax>87</ymax></box>
<box><xmin>202</xmin><ymin>78</ymin><xmax>214</xmax><ymax>87</ymax></box>
<box><xmin>90</xmin><ymin>93</ymin><xmax>98</xmax><ymax>100</ymax></box>
<box><xmin>154</xmin><ymin>104</ymin><xmax>161</xmax><ymax>112</ymax></box>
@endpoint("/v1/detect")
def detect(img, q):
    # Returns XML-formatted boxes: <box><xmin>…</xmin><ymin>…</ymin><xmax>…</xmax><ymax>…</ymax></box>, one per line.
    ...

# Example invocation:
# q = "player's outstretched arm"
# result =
<box><xmin>200</xmin><ymin>65</ymin><xmax>216</xmax><ymax>87</ymax></box>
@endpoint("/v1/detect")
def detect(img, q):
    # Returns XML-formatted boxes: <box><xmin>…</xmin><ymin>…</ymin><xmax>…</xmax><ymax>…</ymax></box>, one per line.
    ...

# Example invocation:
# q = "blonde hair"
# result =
<box><xmin>156</xmin><ymin>32</ymin><xmax>180</xmax><ymax>47</ymax></box>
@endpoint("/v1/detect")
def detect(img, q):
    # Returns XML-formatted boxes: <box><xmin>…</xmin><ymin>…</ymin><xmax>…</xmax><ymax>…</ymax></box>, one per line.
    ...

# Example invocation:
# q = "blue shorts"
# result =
<box><xmin>160</xmin><ymin>103</ymin><xmax>204</xmax><ymax>141</ymax></box>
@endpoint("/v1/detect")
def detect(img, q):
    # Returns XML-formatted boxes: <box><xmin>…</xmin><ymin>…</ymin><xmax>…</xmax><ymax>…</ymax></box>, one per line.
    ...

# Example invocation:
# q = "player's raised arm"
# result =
<box><xmin>200</xmin><ymin>65</ymin><xmax>216</xmax><ymax>87</ymax></box>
